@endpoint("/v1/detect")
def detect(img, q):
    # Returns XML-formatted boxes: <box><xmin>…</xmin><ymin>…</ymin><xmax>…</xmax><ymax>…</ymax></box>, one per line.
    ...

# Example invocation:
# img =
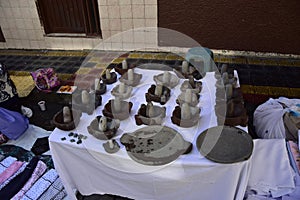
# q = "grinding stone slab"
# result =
<box><xmin>196</xmin><ymin>126</ymin><xmax>253</xmax><ymax>163</ymax></box>
<box><xmin>120</xmin><ymin>126</ymin><xmax>192</xmax><ymax>166</ymax></box>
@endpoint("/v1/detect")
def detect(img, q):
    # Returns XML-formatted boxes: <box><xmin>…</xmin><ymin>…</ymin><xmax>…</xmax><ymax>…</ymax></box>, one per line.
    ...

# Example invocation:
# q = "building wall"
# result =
<box><xmin>158</xmin><ymin>0</ymin><xmax>300</xmax><ymax>55</ymax></box>
<box><xmin>0</xmin><ymin>0</ymin><xmax>158</xmax><ymax>50</ymax></box>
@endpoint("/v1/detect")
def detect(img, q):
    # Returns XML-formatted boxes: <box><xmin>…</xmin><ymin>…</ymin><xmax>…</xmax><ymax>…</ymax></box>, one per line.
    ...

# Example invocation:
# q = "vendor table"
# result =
<box><xmin>49</xmin><ymin>69</ymin><xmax>251</xmax><ymax>200</ymax></box>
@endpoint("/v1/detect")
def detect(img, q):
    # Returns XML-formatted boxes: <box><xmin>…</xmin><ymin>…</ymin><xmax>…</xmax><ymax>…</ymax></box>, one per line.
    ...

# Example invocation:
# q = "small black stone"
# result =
<box><xmin>61</xmin><ymin>137</ymin><xmax>66</xmax><ymax>141</ymax></box>
<box><xmin>78</xmin><ymin>134</ymin><xmax>84</xmax><ymax>139</ymax></box>
<box><xmin>68</xmin><ymin>132</ymin><xmax>74</xmax><ymax>137</ymax></box>
<box><xmin>77</xmin><ymin>140</ymin><xmax>82</xmax><ymax>144</ymax></box>
<box><xmin>73</xmin><ymin>133</ymin><xmax>78</xmax><ymax>138</ymax></box>
<box><xmin>70</xmin><ymin>139</ymin><xmax>75</xmax><ymax>143</ymax></box>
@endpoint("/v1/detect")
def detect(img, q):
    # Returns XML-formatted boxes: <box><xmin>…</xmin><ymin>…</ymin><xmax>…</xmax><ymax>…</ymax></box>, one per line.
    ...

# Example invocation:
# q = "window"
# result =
<box><xmin>36</xmin><ymin>0</ymin><xmax>101</xmax><ymax>37</ymax></box>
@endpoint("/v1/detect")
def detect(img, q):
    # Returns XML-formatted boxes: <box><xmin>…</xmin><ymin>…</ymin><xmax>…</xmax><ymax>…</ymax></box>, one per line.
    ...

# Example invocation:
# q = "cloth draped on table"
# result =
<box><xmin>246</xmin><ymin>139</ymin><xmax>296</xmax><ymax>199</ymax></box>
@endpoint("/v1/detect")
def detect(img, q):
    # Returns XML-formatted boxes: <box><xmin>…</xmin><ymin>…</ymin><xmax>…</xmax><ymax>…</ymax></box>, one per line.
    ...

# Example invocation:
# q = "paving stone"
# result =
<box><xmin>49</xmin><ymin>56</ymin><xmax>60</xmax><ymax>61</ymax></box>
<box><xmin>59</xmin><ymin>56</ymin><xmax>72</xmax><ymax>61</ymax></box>
<box><xmin>82</xmin><ymin>62</ymin><xmax>97</xmax><ymax>68</ymax></box>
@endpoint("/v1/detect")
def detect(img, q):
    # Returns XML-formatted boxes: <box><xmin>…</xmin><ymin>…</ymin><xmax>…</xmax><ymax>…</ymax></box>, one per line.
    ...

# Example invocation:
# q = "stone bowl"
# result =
<box><xmin>224</xmin><ymin>99</ymin><xmax>248</xmax><ymax>127</ymax></box>
<box><xmin>111</xmin><ymin>84</ymin><xmax>132</xmax><ymax>99</ymax></box>
<box><xmin>174</xmin><ymin>65</ymin><xmax>202</xmax><ymax>80</ymax></box>
<box><xmin>135</xmin><ymin>104</ymin><xmax>166</xmax><ymax>126</ymax></box>
<box><xmin>153</xmin><ymin>72</ymin><xmax>179</xmax><ymax>88</ymax></box>
<box><xmin>180</xmin><ymin>79</ymin><xmax>202</xmax><ymax>93</ymax></box>
<box><xmin>87</xmin><ymin>116</ymin><xmax>119</xmax><ymax>140</ymax></box>
<box><xmin>176</xmin><ymin>92</ymin><xmax>200</xmax><ymax>107</ymax></box>
<box><xmin>215</xmin><ymin>98</ymin><xmax>248</xmax><ymax>127</ymax></box>
<box><xmin>101</xmin><ymin>72</ymin><xmax>117</xmax><ymax>85</ymax></box>
<box><xmin>102</xmin><ymin>99</ymin><xmax>133</xmax><ymax>120</ymax></box>
<box><xmin>103</xmin><ymin>139</ymin><xmax>120</xmax><ymax>153</ymax></box>
<box><xmin>52</xmin><ymin>109</ymin><xmax>82</xmax><ymax>131</ymax></box>
<box><xmin>145</xmin><ymin>84</ymin><xmax>171</xmax><ymax>105</ymax></box>
<box><xmin>119</xmin><ymin>72</ymin><xmax>142</xmax><ymax>87</ymax></box>
<box><xmin>171</xmin><ymin>106</ymin><xmax>200</xmax><ymax>128</ymax></box>
<box><xmin>90</xmin><ymin>82</ymin><xmax>107</xmax><ymax>95</ymax></box>
<box><xmin>114</xmin><ymin>63</ymin><xmax>135</xmax><ymax>75</ymax></box>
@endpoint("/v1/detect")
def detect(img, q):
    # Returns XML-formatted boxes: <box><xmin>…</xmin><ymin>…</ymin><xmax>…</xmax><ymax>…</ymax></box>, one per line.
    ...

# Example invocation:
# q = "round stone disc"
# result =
<box><xmin>196</xmin><ymin>126</ymin><xmax>253</xmax><ymax>163</ymax></box>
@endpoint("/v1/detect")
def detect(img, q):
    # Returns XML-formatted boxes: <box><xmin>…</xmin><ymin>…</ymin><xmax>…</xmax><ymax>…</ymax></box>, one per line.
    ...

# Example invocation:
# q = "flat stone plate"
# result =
<box><xmin>196</xmin><ymin>126</ymin><xmax>253</xmax><ymax>163</ymax></box>
<box><xmin>121</xmin><ymin>126</ymin><xmax>192</xmax><ymax>166</ymax></box>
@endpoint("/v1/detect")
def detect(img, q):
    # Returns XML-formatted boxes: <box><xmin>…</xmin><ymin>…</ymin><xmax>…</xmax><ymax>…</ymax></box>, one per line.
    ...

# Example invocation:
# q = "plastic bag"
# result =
<box><xmin>30</xmin><ymin>68</ymin><xmax>60</xmax><ymax>92</ymax></box>
<box><xmin>254</xmin><ymin>97</ymin><xmax>300</xmax><ymax>140</ymax></box>
<box><xmin>253</xmin><ymin>98</ymin><xmax>287</xmax><ymax>139</ymax></box>
<box><xmin>0</xmin><ymin>107</ymin><xmax>29</xmax><ymax>140</ymax></box>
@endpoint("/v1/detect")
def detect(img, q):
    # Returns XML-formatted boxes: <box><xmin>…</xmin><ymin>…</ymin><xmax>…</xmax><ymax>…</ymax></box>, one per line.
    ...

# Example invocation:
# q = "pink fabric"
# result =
<box><xmin>0</xmin><ymin>161</ymin><xmax>23</xmax><ymax>184</ymax></box>
<box><xmin>11</xmin><ymin>160</ymin><xmax>47</xmax><ymax>200</ymax></box>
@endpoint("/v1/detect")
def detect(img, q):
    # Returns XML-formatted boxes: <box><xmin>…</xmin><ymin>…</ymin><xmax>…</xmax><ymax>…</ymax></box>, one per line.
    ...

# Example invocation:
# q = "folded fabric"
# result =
<box><xmin>0</xmin><ymin>160</ymin><xmax>23</xmax><ymax>184</ymax></box>
<box><xmin>12</xmin><ymin>160</ymin><xmax>47</xmax><ymax>200</ymax></box>
<box><xmin>53</xmin><ymin>189</ymin><xmax>67</xmax><ymax>200</ymax></box>
<box><xmin>0</xmin><ymin>156</ymin><xmax>17</xmax><ymax>173</ymax></box>
<box><xmin>0</xmin><ymin>156</ymin><xmax>39</xmax><ymax>199</ymax></box>
<box><xmin>22</xmin><ymin>169</ymin><xmax>59</xmax><ymax>200</ymax></box>
<box><xmin>247</xmin><ymin>139</ymin><xmax>296</xmax><ymax>198</ymax></box>
<box><xmin>0</xmin><ymin>162</ymin><xmax>27</xmax><ymax>190</ymax></box>
<box><xmin>39</xmin><ymin>177</ymin><xmax>66</xmax><ymax>200</ymax></box>
<box><xmin>281</xmin><ymin>173</ymin><xmax>300</xmax><ymax>200</ymax></box>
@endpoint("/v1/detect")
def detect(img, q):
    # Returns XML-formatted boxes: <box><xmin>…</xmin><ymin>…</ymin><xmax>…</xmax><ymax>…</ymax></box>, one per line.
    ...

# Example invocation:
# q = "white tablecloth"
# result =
<box><xmin>49</xmin><ymin>69</ymin><xmax>294</xmax><ymax>200</ymax></box>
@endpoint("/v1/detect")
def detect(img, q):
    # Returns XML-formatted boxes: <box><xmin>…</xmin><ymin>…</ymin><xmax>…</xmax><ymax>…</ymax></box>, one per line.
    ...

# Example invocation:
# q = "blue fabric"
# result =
<box><xmin>0</xmin><ymin>107</ymin><xmax>28</xmax><ymax>140</ymax></box>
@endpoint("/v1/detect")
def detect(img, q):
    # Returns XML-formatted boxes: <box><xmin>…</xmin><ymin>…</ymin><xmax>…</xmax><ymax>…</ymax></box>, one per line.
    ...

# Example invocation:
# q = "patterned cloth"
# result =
<box><xmin>0</xmin><ymin>155</ymin><xmax>66</xmax><ymax>200</ymax></box>
<box><xmin>12</xmin><ymin>160</ymin><xmax>47</xmax><ymax>200</ymax></box>
<box><xmin>0</xmin><ymin>162</ymin><xmax>27</xmax><ymax>190</ymax></box>
<box><xmin>38</xmin><ymin>177</ymin><xmax>66</xmax><ymax>200</ymax></box>
<box><xmin>0</xmin><ymin>63</ymin><xmax>21</xmax><ymax>113</ymax></box>
<box><xmin>0</xmin><ymin>160</ymin><xmax>23</xmax><ymax>184</ymax></box>
<box><xmin>0</xmin><ymin>156</ymin><xmax>17</xmax><ymax>173</ymax></box>
<box><xmin>0</xmin><ymin>156</ymin><xmax>39</xmax><ymax>199</ymax></box>
<box><xmin>0</xmin><ymin>63</ymin><xmax>18</xmax><ymax>103</ymax></box>
<box><xmin>22</xmin><ymin>169</ymin><xmax>59</xmax><ymax>200</ymax></box>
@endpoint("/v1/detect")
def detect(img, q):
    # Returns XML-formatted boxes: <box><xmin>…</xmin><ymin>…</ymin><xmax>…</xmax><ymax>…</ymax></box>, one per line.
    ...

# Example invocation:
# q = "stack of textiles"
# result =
<box><xmin>0</xmin><ymin>155</ymin><xmax>66</xmax><ymax>200</ymax></box>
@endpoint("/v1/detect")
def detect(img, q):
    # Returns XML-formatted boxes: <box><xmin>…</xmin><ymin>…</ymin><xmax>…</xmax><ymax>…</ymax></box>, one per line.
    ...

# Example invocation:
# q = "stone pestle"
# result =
<box><xmin>181</xmin><ymin>103</ymin><xmax>191</xmax><ymax>120</ymax></box>
<box><xmin>106</xmin><ymin>69</ymin><xmax>111</xmax><ymax>80</ymax></box>
<box><xmin>154</xmin><ymin>84</ymin><xmax>163</xmax><ymax>96</ymax></box>
<box><xmin>122</xmin><ymin>60</ymin><xmax>128</xmax><ymax>69</ymax></box>
<box><xmin>63</xmin><ymin>106</ymin><xmax>72</xmax><ymax>123</ymax></box>
<box><xmin>98</xmin><ymin>116</ymin><xmax>108</xmax><ymax>132</ymax></box>
<box><xmin>81</xmin><ymin>90</ymin><xmax>90</xmax><ymax>104</ymax></box>
<box><xmin>146</xmin><ymin>102</ymin><xmax>156</xmax><ymax>118</ymax></box>
<box><xmin>182</xmin><ymin>61</ymin><xmax>189</xmax><ymax>74</ymax></box>
<box><xmin>127</xmin><ymin>69</ymin><xmax>134</xmax><ymax>82</ymax></box>
<box><xmin>162</xmin><ymin>71</ymin><xmax>170</xmax><ymax>84</ymax></box>
<box><xmin>113</xmin><ymin>97</ymin><xmax>121</xmax><ymax>113</ymax></box>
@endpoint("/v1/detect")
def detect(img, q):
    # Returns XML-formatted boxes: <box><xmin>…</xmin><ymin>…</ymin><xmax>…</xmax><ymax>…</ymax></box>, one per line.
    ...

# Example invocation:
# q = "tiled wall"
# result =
<box><xmin>0</xmin><ymin>0</ymin><xmax>158</xmax><ymax>50</ymax></box>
